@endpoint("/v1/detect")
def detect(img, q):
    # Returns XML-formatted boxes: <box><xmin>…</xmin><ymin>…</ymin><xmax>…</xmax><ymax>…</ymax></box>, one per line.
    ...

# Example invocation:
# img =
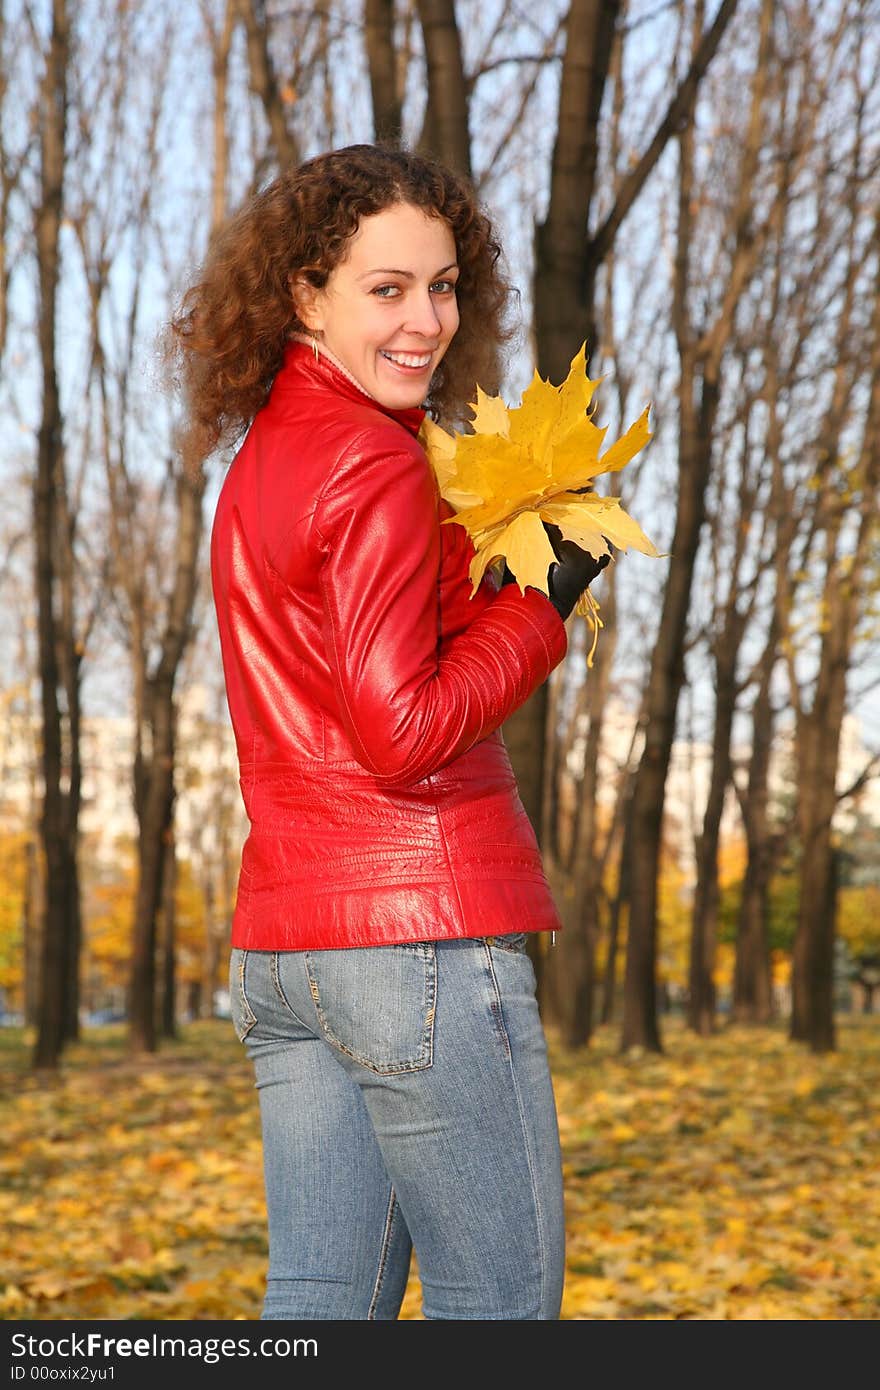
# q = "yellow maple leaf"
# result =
<box><xmin>420</xmin><ymin>344</ymin><xmax>661</xmax><ymax>665</ymax></box>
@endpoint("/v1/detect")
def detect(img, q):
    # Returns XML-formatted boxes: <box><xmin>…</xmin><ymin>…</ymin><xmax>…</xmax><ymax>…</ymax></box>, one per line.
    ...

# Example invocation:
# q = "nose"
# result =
<box><xmin>404</xmin><ymin>289</ymin><xmax>443</xmax><ymax>338</ymax></box>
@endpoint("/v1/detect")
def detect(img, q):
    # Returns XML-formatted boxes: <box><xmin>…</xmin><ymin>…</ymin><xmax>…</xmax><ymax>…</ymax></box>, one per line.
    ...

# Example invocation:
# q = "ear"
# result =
<box><xmin>291</xmin><ymin>274</ymin><xmax>324</xmax><ymax>332</ymax></box>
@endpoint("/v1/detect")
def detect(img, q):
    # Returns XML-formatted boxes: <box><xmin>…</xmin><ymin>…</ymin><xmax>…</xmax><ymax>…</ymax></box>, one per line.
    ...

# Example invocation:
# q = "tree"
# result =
<box><xmin>495</xmin><ymin>0</ymin><xmax>740</xmax><ymax>1026</ymax></box>
<box><xmin>621</xmin><ymin>0</ymin><xmax>790</xmax><ymax>1052</ymax></box>
<box><xmin>32</xmin><ymin>0</ymin><xmax>79</xmax><ymax>1071</ymax></box>
<box><xmin>416</xmin><ymin>0</ymin><xmax>472</xmax><ymax>174</ymax></box>
<box><xmin>788</xmin><ymin>209</ymin><xmax>880</xmax><ymax>1051</ymax></box>
<box><xmin>365</xmin><ymin>0</ymin><xmax>404</xmax><ymax>143</ymax></box>
<box><xmin>686</xmin><ymin>395</ymin><xmax>760</xmax><ymax>1036</ymax></box>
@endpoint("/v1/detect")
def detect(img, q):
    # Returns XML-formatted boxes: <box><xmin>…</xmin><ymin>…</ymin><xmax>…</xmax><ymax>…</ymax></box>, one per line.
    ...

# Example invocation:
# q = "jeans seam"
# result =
<box><xmin>504</xmin><ymin>1047</ymin><xmax>548</xmax><ymax>1319</ymax></box>
<box><xmin>233</xmin><ymin>949</ymin><xmax>257</xmax><ymax>1042</ymax></box>
<box><xmin>269</xmin><ymin>952</ymin><xmax>316</xmax><ymax>1031</ymax></box>
<box><xmin>481</xmin><ymin>942</ymin><xmax>547</xmax><ymax>1317</ymax></box>
<box><xmin>367</xmin><ymin>1187</ymin><xmax>398</xmax><ymax>1320</ymax></box>
<box><xmin>481</xmin><ymin>941</ymin><xmax>512</xmax><ymax>1061</ymax></box>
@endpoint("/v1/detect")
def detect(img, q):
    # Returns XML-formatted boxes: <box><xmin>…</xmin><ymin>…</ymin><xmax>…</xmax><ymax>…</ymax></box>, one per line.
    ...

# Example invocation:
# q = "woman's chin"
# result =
<box><xmin>373</xmin><ymin>381</ymin><xmax>430</xmax><ymax>411</ymax></box>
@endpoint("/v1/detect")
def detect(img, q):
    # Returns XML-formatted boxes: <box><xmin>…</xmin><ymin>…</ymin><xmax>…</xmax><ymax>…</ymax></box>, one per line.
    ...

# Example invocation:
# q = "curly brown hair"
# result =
<box><xmin>167</xmin><ymin>143</ymin><xmax>516</xmax><ymax>471</ymax></box>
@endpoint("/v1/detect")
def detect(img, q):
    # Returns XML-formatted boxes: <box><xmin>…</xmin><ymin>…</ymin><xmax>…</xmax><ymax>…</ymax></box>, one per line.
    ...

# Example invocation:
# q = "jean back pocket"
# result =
<box><xmin>305</xmin><ymin>942</ymin><xmax>436</xmax><ymax>1074</ymax></box>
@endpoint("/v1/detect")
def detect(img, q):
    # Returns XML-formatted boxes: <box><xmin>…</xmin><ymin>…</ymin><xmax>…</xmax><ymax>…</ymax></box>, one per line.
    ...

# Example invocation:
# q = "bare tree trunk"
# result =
<box><xmin>128</xmin><ymin>472</ymin><xmax>205</xmax><ymax>1053</ymax></box>
<box><xmin>623</xmin><ymin>374</ymin><xmax>717</xmax><ymax>1052</ymax></box>
<box><xmin>791</xmin><ymin>549</ymin><xmax>873</xmax><ymax>1053</ymax></box>
<box><xmin>790</xmin><ymin>378</ymin><xmax>878</xmax><ymax>1051</ymax></box>
<box><xmin>366</xmin><ymin>0</ymin><xmax>403</xmax><ymax>143</ymax></box>
<box><xmin>539</xmin><ymin>24</ymin><xmax>632</xmax><ymax>1042</ymax></box>
<box><xmin>728</xmin><ymin>72</ymin><xmax>805</xmax><ymax>1024</ymax></box>
<box><xmin>507</xmin><ymin>0</ymin><xmax>740</xmax><ymax>1016</ymax></box>
<box><xmin>207</xmin><ymin>0</ymin><xmax>236</xmax><ymax>229</ymax></box>
<box><xmin>534</xmin><ymin>0</ymin><xmax>740</xmax><ymax>379</ymax></box>
<box><xmin>687</xmin><ymin>637</ymin><xmax>737</xmax><ymax>1033</ymax></box>
<box><xmin>201</xmin><ymin>873</ymin><xmax>219</xmax><ymax>1020</ymax></box>
<box><xmin>733</xmin><ymin>836</ymin><xmax>776</xmax><ymax>1023</ymax></box>
<box><xmin>56</xmin><ymin>420</ymin><xmax>84</xmax><ymax>1044</ymax></box>
<box><xmin>415</xmin><ymin>0</ymin><xmax>471</xmax><ymax>176</ymax></box>
<box><xmin>90</xmin><ymin>11</ymin><xmax>213</xmax><ymax>1054</ymax></box>
<box><xmin>129</xmin><ymin>684</ymin><xmax>173</xmax><ymax>1052</ymax></box>
<box><xmin>787</xmin><ymin>90</ymin><xmax>880</xmax><ymax>1050</ymax></box>
<box><xmin>622</xmin><ymin>0</ymin><xmax>772</xmax><ymax>1053</ymax></box>
<box><xmin>687</xmin><ymin>526</ymin><xmax>751</xmax><ymax>1033</ymax></box>
<box><xmin>235</xmin><ymin>0</ymin><xmax>300</xmax><ymax>168</ymax></box>
<box><xmin>17</xmin><ymin>624</ymin><xmax>44</xmax><ymax>1030</ymax></box>
<box><xmin>32</xmin><ymin>0</ymin><xmax>73</xmax><ymax>1073</ymax></box>
<box><xmin>23</xmin><ymin>833</ymin><xmax>42</xmax><ymax>1027</ymax></box>
<box><xmin>732</xmin><ymin>628</ymin><xmax>777</xmax><ymax>1024</ymax></box>
<box><xmin>507</xmin><ymin>0</ymin><xmax>622</xmax><ymax>901</ymax></box>
<box><xmin>602</xmin><ymin>774</ymin><xmax>634</xmax><ymax>1024</ymax></box>
<box><xmin>791</xmin><ymin>789</ymin><xmax>839</xmax><ymax>1051</ymax></box>
<box><xmin>546</xmin><ymin>579</ymin><xmax>619</xmax><ymax>1043</ymax></box>
<box><xmin>532</xmin><ymin>0</ymin><xmax>620</xmax><ymax>379</ymax></box>
<box><xmin>160</xmin><ymin>826</ymin><xmax>177</xmax><ymax>1038</ymax></box>
<box><xmin>0</xmin><ymin>6</ymin><xmax>31</xmax><ymax>359</ymax></box>
<box><xmin>60</xmin><ymin>716</ymin><xmax>82</xmax><ymax>1045</ymax></box>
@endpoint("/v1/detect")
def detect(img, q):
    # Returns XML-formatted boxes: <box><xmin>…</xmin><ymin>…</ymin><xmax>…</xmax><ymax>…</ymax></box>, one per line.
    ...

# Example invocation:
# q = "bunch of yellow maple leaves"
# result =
<box><xmin>420</xmin><ymin>344</ymin><xmax>660</xmax><ymax>664</ymax></box>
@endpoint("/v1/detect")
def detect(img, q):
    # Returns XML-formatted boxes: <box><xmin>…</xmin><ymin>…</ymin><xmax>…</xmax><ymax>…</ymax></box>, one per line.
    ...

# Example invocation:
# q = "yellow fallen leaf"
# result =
<box><xmin>26</xmin><ymin>1275</ymin><xmax>69</xmax><ymax>1301</ymax></box>
<box><xmin>0</xmin><ymin>1285</ymin><xmax>29</xmax><ymax>1313</ymax></box>
<box><xmin>180</xmin><ymin>1279</ymin><xmax>214</xmax><ymax>1299</ymax></box>
<box><xmin>610</xmin><ymin>1122</ymin><xmax>638</xmax><ymax>1142</ymax></box>
<box><xmin>656</xmin><ymin>1261</ymin><xmax>700</xmax><ymax>1291</ymax></box>
<box><xmin>10</xmin><ymin>1202</ymin><xmax>42</xmax><ymax>1225</ymax></box>
<box><xmin>420</xmin><ymin>344</ymin><xmax>661</xmax><ymax>665</ymax></box>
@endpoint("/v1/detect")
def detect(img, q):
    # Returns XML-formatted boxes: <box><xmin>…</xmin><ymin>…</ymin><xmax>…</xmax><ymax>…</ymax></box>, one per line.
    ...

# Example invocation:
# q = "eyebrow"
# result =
<box><xmin>356</xmin><ymin>262</ymin><xmax>459</xmax><ymax>281</ymax></box>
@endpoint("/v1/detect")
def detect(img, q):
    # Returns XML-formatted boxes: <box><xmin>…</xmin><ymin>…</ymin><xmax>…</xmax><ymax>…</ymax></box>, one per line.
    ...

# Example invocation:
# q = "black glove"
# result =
<box><xmin>500</xmin><ymin>523</ymin><xmax>611</xmax><ymax>621</ymax></box>
<box><xmin>544</xmin><ymin>523</ymin><xmax>611</xmax><ymax>621</ymax></box>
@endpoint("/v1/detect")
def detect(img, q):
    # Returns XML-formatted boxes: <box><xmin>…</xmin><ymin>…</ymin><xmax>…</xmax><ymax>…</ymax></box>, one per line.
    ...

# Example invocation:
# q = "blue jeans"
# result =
<box><xmin>229</xmin><ymin>935</ymin><xmax>565</xmax><ymax>1320</ymax></box>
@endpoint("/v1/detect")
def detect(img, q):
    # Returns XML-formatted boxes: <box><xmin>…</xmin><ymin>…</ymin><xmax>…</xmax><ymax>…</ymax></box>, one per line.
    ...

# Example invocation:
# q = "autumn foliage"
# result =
<box><xmin>2</xmin><ymin>1016</ymin><xmax>878</xmax><ymax>1320</ymax></box>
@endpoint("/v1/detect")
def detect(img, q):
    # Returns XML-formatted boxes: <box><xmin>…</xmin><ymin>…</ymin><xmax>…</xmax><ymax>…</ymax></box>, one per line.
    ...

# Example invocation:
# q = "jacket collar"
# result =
<box><xmin>280</xmin><ymin>337</ymin><xmax>427</xmax><ymax>438</ymax></box>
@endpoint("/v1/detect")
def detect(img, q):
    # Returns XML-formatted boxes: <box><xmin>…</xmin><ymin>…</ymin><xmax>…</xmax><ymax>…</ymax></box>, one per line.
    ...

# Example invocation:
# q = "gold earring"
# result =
<box><xmin>310</xmin><ymin>332</ymin><xmax>320</xmax><ymax>363</ymax></box>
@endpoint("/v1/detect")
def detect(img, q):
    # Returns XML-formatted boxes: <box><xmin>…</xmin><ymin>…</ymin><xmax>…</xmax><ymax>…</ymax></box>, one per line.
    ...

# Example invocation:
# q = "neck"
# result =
<box><xmin>290</xmin><ymin>332</ymin><xmax>379</xmax><ymax>403</ymax></box>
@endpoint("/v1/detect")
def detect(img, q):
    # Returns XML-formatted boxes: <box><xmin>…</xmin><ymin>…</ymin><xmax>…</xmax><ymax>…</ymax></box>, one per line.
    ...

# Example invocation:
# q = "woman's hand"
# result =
<box><xmin>500</xmin><ymin>522</ymin><xmax>612</xmax><ymax>621</ymax></box>
<box><xmin>543</xmin><ymin>525</ymin><xmax>610</xmax><ymax>621</ymax></box>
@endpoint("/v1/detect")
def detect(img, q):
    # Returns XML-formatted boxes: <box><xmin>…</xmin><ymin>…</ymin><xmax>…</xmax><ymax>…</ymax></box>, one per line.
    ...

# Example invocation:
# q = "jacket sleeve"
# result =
<box><xmin>313</xmin><ymin>432</ymin><xmax>568</xmax><ymax>785</ymax></box>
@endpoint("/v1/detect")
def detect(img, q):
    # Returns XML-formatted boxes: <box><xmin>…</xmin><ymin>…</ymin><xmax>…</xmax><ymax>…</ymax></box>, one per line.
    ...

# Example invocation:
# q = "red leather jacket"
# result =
<box><xmin>210</xmin><ymin>340</ymin><xmax>568</xmax><ymax>950</ymax></box>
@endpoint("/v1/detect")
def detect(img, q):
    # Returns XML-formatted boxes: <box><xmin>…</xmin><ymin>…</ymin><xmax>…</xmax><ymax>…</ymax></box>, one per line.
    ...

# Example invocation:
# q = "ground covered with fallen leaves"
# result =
<box><xmin>2</xmin><ymin>1015</ymin><xmax>878</xmax><ymax>1320</ymax></box>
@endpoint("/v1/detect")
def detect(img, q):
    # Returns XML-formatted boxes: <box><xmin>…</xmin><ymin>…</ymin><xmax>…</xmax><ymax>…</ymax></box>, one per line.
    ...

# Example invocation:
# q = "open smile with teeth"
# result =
<box><xmin>381</xmin><ymin>350</ymin><xmax>432</xmax><ymax>370</ymax></box>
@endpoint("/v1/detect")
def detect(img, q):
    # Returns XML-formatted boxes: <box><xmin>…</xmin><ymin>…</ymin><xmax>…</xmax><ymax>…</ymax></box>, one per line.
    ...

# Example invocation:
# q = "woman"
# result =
<box><xmin>170</xmin><ymin>143</ymin><xmax>607</xmax><ymax>1321</ymax></box>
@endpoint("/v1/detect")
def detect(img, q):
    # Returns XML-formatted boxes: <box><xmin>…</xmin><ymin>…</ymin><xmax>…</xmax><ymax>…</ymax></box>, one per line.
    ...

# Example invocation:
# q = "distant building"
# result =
<box><xmin>0</xmin><ymin>682</ymin><xmax>248</xmax><ymax>868</ymax></box>
<box><xmin>561</xmin><ymin>696</ymin><xmax>880</xmax><ymax>888</ymax></box>
<box><xmin>1</xmin><ymin>683</ymin><xmax>877</xmax><ymax>886</ymax></box>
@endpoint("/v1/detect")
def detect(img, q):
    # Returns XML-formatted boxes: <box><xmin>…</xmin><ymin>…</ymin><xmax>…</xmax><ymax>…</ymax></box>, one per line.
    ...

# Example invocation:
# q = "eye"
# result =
<box><xmin>431</xmin><ymin>279</ymin><xmax>457</xmax><ymax>294</ymax></box>
<box><xmin>372</xmin><ymin>284</ymin><xmax>401</xmax><ymax>298</ymax></box>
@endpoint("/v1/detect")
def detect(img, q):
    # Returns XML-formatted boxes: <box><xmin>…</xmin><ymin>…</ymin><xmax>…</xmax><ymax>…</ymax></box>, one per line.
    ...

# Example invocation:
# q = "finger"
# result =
<box><xmin>542</xmin><ymin>522</ymin><xmax>565</xmax><ymax>562</ymax></box>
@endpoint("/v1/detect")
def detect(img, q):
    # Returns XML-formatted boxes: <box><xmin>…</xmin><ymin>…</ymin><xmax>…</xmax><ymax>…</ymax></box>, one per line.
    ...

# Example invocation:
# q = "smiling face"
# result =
<box><xmin>293</xmin><ymin>202</ymin><xmax>460</xmax><ymax>410</ymax></box>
